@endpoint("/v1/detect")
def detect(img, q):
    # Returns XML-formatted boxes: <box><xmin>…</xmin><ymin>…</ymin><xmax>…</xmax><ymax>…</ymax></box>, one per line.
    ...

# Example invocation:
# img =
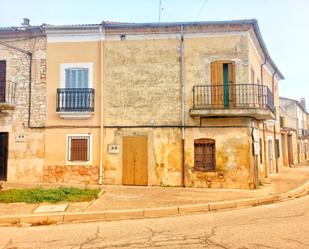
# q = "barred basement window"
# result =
<box><xmin>67</xmin><ymin>135</ymin><xmax>91</xmax><ymax>162</ymax></box>
<box><xmin>194</xmin><ymin>138</ymin><xmax>216</xmax><ymax>171</ymax></box>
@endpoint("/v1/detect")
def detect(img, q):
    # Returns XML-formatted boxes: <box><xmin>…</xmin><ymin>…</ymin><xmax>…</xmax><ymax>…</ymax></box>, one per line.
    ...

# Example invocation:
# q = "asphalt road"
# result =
<box><xmin>0</xmin><ymin>195</ymin><xmax>309</xmax><ymax>249</ymax></box>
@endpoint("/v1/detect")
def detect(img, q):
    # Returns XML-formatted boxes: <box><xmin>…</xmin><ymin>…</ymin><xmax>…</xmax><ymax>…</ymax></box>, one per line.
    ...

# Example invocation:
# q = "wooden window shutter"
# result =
<box><xmin>0</xmin><ymin>61</ymin><xmax>6</xmax><ymax>102</ymax></box>
<box><xmin>194</xmin><ymin>139</ymin><xmax>216</xmax><ymax>171</ymax></box>
<box><xmin>211</xmin><ymin>61</ymin><xmax>223</xmax><ymax>106</ymax></box>
<box><xmin>228</xmin><ymin>62</ymin><xmax>236</xmax><ymax>107</ymax></box>
<box><xmin>69</xmin><ymin>136</ymin><xmax>89</xmax><ymax>161</ymax></box>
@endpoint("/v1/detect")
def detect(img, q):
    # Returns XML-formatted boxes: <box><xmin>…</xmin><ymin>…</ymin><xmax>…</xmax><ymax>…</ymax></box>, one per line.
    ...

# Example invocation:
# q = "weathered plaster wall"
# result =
<box><xmin>103</xmin><ymin>128</ymin><xmax>182</xmax><ymax>186</ymax></box>
<box><xmin>186</xmin><ymin>118</ymin><xmax>254</xmax><ymax>189</ymax></box>
<box><xmin>0</xmin><ymin>36</ymin><xmax>46</xmax><ymax>182</ymax></box>
<box><xmin>184</xmin><ymin>34</ymin><xmax>249</xmax><ymax>126</ymax></box>
<box><xmin>104</xmin><ymin>38</ymin><xmax>181</xmax><ymax>126</ymax></box>
<box><xmin>102</xmin><ymin>33</ymin><xmax>255</xmax><ymax>188</ymax></box>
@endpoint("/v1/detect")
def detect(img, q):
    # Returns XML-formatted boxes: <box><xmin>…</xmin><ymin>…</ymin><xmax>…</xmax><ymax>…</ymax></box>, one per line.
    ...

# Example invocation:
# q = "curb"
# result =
<box><xmin>0</xmin><ymin>180</ymin><xmax>308</xmax><ymax>227</ymax></box>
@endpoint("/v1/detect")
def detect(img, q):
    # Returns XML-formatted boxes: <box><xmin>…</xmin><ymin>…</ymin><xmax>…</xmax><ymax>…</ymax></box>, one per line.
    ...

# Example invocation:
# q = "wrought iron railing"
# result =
<box><xmin>56</xmin><ymin>88</ymin><xmax>94</xmax><ymax>112</ymax></box>
<box><xmin>193</xmin><ymin>84</ymin><xmax>275</xmax><ymax>113</ymax></box>
<box><xmin>0</xmin><ymin>80</ymin><xmax>16</xmax><ymax>105</ymax></box>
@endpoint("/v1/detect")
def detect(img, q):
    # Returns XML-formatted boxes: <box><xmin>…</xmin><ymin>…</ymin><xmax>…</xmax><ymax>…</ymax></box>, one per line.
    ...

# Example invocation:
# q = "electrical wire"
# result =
<box><xmin>194</xmin><ymin>0</ymin><xmax>209</xmax><ymax>20</ymax></box>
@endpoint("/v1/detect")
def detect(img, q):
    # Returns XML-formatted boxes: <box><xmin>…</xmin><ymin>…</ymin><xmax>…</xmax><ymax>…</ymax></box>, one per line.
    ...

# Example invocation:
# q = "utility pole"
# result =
<box><xmin>159</xmin><ymin>0</ymin><xmax>162</xmax><ymax>22</ymax></box>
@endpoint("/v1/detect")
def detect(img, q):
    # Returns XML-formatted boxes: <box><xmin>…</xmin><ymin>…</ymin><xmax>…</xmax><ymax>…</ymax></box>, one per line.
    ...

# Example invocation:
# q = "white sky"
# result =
<box><xmin>1</xmin><ymin>0</ymin><xmax>309</xmax><ymax>110</ymax></box>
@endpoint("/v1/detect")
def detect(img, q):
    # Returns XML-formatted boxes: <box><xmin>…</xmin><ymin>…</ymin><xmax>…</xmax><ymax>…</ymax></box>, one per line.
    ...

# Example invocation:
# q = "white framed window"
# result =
<box><xmin>60</xmin><ymin>63</ymin><xmax>93</xmax><ymax>88</ymax></box>
<box><xmin>67</xmin><ymin>134</ymin><xmax>92</xmax><ymax>164</ymax></box>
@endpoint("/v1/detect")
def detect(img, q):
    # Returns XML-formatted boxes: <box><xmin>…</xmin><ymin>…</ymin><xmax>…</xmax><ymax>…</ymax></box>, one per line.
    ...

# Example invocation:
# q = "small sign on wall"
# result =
<box><xmin>108</xmin><ymin>144</ymin><xmax>120</xmax><ymax>154</ymax></box>
<box><xmin>15</xmin><ymin>134</ymin><xmax>27</xmax><ymax>142</ymax></box>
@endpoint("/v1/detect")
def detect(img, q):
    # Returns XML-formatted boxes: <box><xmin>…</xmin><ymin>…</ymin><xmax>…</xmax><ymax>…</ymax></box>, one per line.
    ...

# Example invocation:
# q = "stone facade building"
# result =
<box><xmin>0</xmin><ymin>22</ymin><xmax>46</xmax><ymax>182</ymax></box>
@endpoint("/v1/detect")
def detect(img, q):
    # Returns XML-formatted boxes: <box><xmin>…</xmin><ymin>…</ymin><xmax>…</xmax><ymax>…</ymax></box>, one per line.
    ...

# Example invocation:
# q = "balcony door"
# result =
<box><xmin>0</xmin><ymin>61</ymin><xmax>6</xmax><ymax>102</ymax></box>
<box><xmin>64</xmin><ymin>67</ymin><xmax>89</xmax><ymax>111</ymax></box>
<box><xmin>211</xmin><ymin>61</ymin><xmax>236</xmax><ymax>108</ymax></box>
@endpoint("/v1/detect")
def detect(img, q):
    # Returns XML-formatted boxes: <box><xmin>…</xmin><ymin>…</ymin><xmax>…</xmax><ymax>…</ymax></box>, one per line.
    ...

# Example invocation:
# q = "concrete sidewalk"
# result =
<box><xmin>86</xmin><ymin>162</ymin><xmax>309</xmax><ymax>211</ymax></box>
<box><xmin>0</xmin><ymin>162</ymin><xmax>308</xmax><ymax>225</ymax></box>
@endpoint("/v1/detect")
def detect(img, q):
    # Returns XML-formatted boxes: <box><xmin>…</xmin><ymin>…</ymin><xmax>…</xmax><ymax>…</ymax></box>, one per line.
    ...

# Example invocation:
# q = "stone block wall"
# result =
<box><xmin>0</xmin><ymin>34</ymin><xmax>46</xmax><ymax>182</ymax></box>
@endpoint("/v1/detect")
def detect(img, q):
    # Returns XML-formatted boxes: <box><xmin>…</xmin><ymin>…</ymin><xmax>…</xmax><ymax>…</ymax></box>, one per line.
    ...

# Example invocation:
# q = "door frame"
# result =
<box><xmin>0</xmin><ymin>132</ymin><xmax>8</xmax><ymax>181</ymax></box>
<box><xmin>122</xmin><ymin>135</ymin><xmax>148</xmax><ymax>186</ymax></box>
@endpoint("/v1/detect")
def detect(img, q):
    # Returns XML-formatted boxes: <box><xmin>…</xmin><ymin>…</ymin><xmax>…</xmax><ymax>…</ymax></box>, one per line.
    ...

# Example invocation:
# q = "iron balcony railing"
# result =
<box><xmin>0</xmin><ymin>80</ymin><xmax>16</xmax><ymax>105</ymax></box>
<box><xmin>56</xmin><ymin>88</ymin><xmax>94</xmax><ymax>112</ymax></box>
<box><xmin>193</xmin><ymin>84</ymin><xmax>275</xmax><ymax>113</ymax></box>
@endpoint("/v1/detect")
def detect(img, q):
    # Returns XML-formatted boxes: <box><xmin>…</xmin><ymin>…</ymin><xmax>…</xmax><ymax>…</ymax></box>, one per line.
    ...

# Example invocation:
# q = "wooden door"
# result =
<box><xmin>287</xmin><ymin>135</ymin><xmax>293</xmax><ymax>166</ymax></box>
<box><xmin>122</xmin><ymin>136</ymin><xmax>148</xmax><ymax>186</ymax></box>
<box><xmin>0</xmin><ymin>133</ymin><xmax>8</xmax><ymax>181</ymax></box>
<box><xmin>0</xmin><ymin>61</ymin><xmax>6</xmax><ymax>102</ymax></box>
<box><xmin>211</xmin><ymin>61</ymin><xmax>236</xmax><ymax>108</ymax></box>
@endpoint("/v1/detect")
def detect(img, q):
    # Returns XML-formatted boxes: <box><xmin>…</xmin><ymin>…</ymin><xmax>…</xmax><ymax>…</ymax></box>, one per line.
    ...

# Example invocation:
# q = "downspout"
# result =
<box><xmin>262</xmin><ymin>121</ymin><xmax>267</xmax><ymax>177</ymax></box>
<box><xmin>99</xmin><ymin>26</ymin><xmax>105</xmax><ymax>185</ymax></box>
<box><xmin>272</xmin><ymin>69</ymin><xmax>278</xmax><ymax>173</ymax></box>
<box><xmin>27</xmin><ymin>52</ymin><xmax>33</xmax><ymax>128</ymax></box>
<box><xmin>180</xmin><ymin>25</ymin><xmax>185</xmax><ymax>187</ymax></box>
<box><xmin>260</xmin><ymin>55</ymin><xmax>268</xmax><ymax>177</ymax></box>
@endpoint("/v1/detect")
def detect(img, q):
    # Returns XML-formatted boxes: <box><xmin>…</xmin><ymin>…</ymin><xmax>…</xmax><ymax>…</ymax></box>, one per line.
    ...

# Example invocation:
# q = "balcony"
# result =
<box><xmin>299</xmin><ymin>129</ymin><xmax>309</xmax><ymax>138</ymax></box>
<box><xmin>0</xmin><ymin>81</ymin><xmax>16</xmax><ymax>111</ymax></box>
<box><xmin>56</xmin><ymin>88</ymin><xmax>94</xmax><ymax>119</ymax></box>
<box><xmin>190</xmin><ymin>84</ymin><xmax>275</xmax><ymax>120</ymax></box>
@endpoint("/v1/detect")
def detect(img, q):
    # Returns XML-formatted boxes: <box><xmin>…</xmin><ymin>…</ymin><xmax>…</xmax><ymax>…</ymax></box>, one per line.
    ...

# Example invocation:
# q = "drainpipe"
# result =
<box><xmin>27</xmin><ymin>52</ymin><xmax>33</xmax><ymax>128</ymax></box>
<box><xmin>99</xmin><ymin>26</ymin><xmax>105</xmax><ymax>185</ymax></box>
<box><xmin>180</xmin><ymin>25</ymin><xmax>185</xmax><ymax>187</ymax></box>
<box><xmin>262</xmin><ymin>121</ymin><xmax>267</xmax><ymax>177</ymax></box>
<box><xmin>272</xmin><ymin>69</ymin><xmax>278</xmax><ymax>173</ymax></box>
<box><xmin>259</xmin><ymin>53</ymin><xmax>268</xmax><ymax>179</ymax></box>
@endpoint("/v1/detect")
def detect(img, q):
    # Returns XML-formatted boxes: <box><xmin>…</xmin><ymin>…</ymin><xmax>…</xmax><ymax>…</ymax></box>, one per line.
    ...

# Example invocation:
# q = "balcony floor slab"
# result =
<box><xmin>190</xmin><ymin>108</ymin><xmax>275</xmax><ymax>120</ymax></box>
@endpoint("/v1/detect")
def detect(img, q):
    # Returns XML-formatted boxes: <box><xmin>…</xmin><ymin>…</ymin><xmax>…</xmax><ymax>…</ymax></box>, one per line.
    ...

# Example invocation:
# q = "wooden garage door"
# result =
<box><xmin>122</xmin><ymin>136</ymin><xmax>148</xmax><ymax>186</ymax></box>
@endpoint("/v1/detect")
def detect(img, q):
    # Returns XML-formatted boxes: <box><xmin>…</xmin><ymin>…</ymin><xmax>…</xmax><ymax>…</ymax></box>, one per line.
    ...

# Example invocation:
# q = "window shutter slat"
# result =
<box><xmin>69</xmin><ymin>136</ymin><xmax>90</xmax><ymax>162</ymax></box>
<box><xmin>194</xmin><ymin>139</ymin><xmax>215</xmax><ymax>171</ymax></box>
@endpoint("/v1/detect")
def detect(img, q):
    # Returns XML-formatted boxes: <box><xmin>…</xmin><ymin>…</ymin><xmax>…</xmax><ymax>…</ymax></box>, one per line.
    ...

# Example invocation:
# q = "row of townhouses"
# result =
<box><xmin>0</xmin><ymin>19</ymin><xmax>308</xmax><ymax>189</ymax></box>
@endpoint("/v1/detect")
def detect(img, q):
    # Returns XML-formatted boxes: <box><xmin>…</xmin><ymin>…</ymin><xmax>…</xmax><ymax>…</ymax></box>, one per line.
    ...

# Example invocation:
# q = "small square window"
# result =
<box><xmin>67</xmin><ymin>135</ymin><xmax>91</xmax><ymax>162</ymax></box>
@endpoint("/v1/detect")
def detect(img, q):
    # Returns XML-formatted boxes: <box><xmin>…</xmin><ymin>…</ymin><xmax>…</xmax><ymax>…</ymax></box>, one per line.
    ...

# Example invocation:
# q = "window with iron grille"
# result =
<box><xmin>67</xmin><ymin>135</ymin><xmax>91</xmax><ymax>162</ymax></box>
<box><xmin>194</xmin><ymin>138</ymin><xmax>216</xmax><ymax>171</ymax></box>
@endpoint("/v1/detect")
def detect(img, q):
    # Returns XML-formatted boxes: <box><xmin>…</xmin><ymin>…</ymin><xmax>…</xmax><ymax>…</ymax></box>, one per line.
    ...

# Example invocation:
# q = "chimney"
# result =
<box><xmin>21</xmin><ymin>18</ymin><xmax>30</xmax><ymax>27</ymax></box>
<box><xmin>300</xmin><ymin>98</ymin><xmax>306</xmax><ymax>110</ymax></box>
